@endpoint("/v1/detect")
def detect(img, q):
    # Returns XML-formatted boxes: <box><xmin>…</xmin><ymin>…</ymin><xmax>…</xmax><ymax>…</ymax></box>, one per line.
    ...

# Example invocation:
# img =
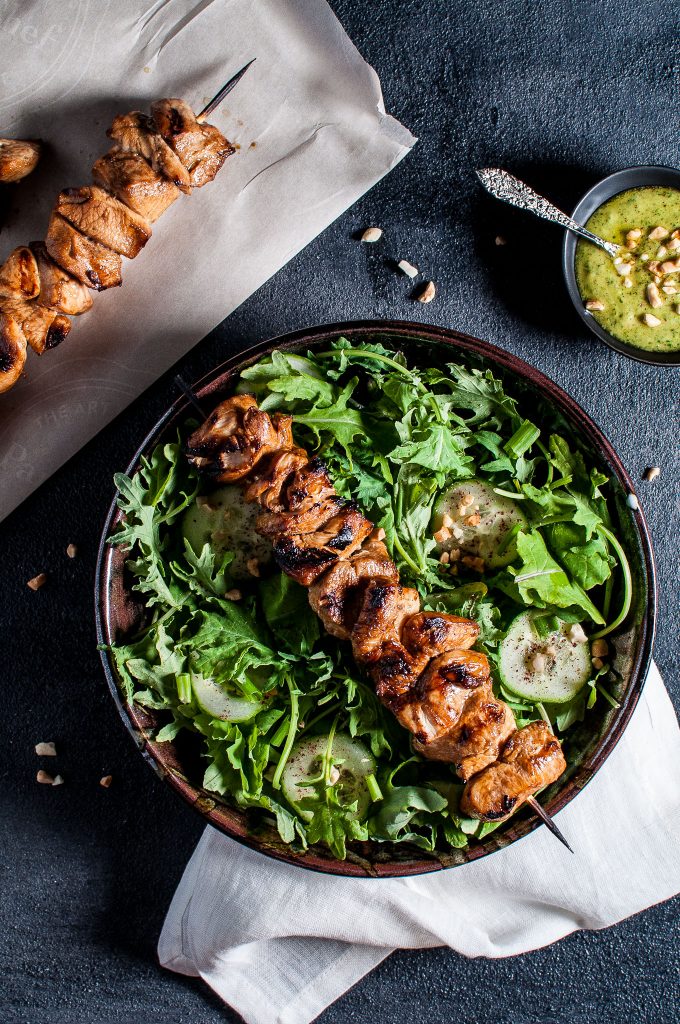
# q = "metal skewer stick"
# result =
<box><xmin>174</xmin><ymin>374</ymin><xmax>208</xmax><ymax>418</ymax></box>
<box><xmin>526</xmin><ymin>795</ymin><xmax>574</xmax><ymax>853</ymax></box>
<box><xmin>196</xmin><ymin>58</ymin><xmax>256</xmax><ymax>123</ymax></box>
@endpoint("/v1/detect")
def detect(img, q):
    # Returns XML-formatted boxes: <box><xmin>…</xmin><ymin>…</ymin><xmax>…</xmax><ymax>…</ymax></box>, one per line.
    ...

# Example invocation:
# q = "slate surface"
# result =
<box><xmin>1</xmin><ymin>1</ymin><xmax>678</xmax><ymax>1022</ymax></box>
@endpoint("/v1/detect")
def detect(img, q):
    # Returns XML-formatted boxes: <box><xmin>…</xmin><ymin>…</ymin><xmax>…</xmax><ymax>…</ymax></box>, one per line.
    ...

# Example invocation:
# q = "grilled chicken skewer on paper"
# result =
<box><xmin>0</xmin><ymin>62</ymin><xmax>252</xmax><ymax>394</ymax></box>
<box><xmin>185</xmin><ymin>395</ymin><xmax>568</xmax><ymax>831</ymax></box>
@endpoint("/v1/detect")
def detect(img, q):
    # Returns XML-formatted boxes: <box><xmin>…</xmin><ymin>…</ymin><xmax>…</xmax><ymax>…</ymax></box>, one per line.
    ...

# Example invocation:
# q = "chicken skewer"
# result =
<box><xmin>185</xmin><ymin>394</ymin><xmax>571</xmax><ymax>848</ymax></box>
<box><xmin>0</xmin><ymin>62</ymin><xmax>254</xmax><ymax>394</ymax></box>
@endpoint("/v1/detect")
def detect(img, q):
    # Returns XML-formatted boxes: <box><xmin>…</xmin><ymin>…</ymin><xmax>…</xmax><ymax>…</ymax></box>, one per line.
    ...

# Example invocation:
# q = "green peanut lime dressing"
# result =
<box><xmin>574</xmin><ymin>186</ymin><xmax>680</xmax><ymax>352</ymax></box>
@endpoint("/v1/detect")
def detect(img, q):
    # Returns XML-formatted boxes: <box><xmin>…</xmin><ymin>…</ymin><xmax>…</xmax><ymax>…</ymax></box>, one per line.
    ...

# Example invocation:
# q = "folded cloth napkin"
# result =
<box><xmin>158</xmin><ymin>662</ymin><xmax>680</xmax><ymax>1024</ymax></box>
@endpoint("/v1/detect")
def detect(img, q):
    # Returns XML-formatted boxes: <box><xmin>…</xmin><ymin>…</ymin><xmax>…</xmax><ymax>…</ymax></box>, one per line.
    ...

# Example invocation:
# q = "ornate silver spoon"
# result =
<box><xmin>476</xmin><ymin>168</ymin><xmax>619</xmax><ymax>257</ymax></box>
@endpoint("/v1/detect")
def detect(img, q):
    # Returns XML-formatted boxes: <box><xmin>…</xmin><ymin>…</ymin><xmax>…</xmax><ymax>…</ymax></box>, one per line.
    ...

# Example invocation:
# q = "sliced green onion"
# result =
<box><xmin>591</xmin><ymin>524</ymin><xmax>633</xmax><ymax>639</ymax></box>
<box><xmin>366</xmin><ymin>773</ymin><xmax>384</xmax><ymax>803</ymax></box>
<box><xmin>272</xmin><ymin>678</ymin><xmax>299</xmax><ymax>790</ymax></box>
<box><xmin>176</xmin><ymin>673</ymin><xmax>192</xmax><ymax>704</ymax></box>
<box><xmin>504</xmin><ymin>420</ymin><xmax>540</xmax><ymax>458</ymax></box>
<box><xmin>493</xmin><ymin>487</ymin><xmax>527</xmax><ymax>500</ymax></box>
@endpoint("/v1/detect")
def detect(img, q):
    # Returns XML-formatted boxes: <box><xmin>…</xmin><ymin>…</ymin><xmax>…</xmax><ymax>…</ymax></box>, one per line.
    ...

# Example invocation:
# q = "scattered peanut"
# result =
<box><xmin>451</xmin><ymin>525</ymin><xmax>464</xmax><ymax>541</ymax></box>
<box><xmin>372</xmin><ymin>527</ymin><xmax>386</xmax><ymax>541</ymax></box>
<box><xmin>35</xmin><ymin>742</ymin><xmax>56</xmax><ymax>757</ymax></box>
<box><xmin>100</xmin><ymin>775</ymin><xmax>113</xmax><ymax>788</ymax></box>
<box><xmin>361</xmin><ymin>226</ymin><xmax>383</xmax><ymax>243</ymax></box>
<box><xmin>625</xmin><ymin>228</ymin><xmax>642</xmax><ymax>248</ymax></box>
<box><xmin>545</xmin><ymin>645</ymin><xmax>558</xmax><ymax>657</ymax></box>
<box><xmin>648</xmin><ymin>226</ymin><xmax>668</xmax><ymax>241</ymax></box>
<box><xmin>416</xmin><ymin>280</ymin><xmax>436</xmax><ymax>304</ymax></box>
<box><xmin>668</xmin><ymin>237</ymin><xmax>680</xmax><ymax>252</ymax></box>
<box><xmin>37</xmin><ymin>770</ymin><xmax>54</xmax><ymax>785</ymax></box>
<box><xmin>246</xmin><ymin>557</ymin><xmax>260</xmax><ymax>577</ymax></box>
<box><xmin>646</xmin><ymin>283</ymin><xmax>663</xmax><ymax>308</ymax></box>
<box><xmin>660</xmin><ymin>259</ymin><xmax>680</xmax><ymax>274</ymax></box>
<box><xmin>329</xmin><ymin>766</ymin><xmax>341</xmax><ymax>785</ymax></box>
<box><xmin>433</xmin><ymin>526</ymin><xmax>451</xmax><ymax>544</ymax></box>
<box><xmin>643</xmin><ymin>466</ymin><xmax>661</xmax><ymax>481</ymax></box>
<box><xmin>27</xmin><ymin>573</ymin><xmax>47</xmax><ymax>591</ymax></box>
<box><xmin>495</xmin><ymin>235</ymin><xmax>507</xmax><ymax>246</ymax></box>
<box><xmin>662</xmin><ymin>284</ymin><xmax>678</xmax><ymax>295</ymax></box>
<box><xmin>585</xmin><ymin>299</ymin><xmax>606</xmax><ymax>311</ymax></box>
<box><xmin>397</xmin><ymin>259</ymin><xmax>419</xmax><ymax>279</ymax></box>
<box><xmin>461</xmin><ymin>555</ymin><xmax>485</xmax><ymax>573</ymax></box>
<box><xmin>591</xmin><ymin>638</ymin><xmax>609</xmax><ymax>658</ymax></box>
<box><xmin>439</xmin><ymin>551</ymin><xmax>450</xmax><ymax>565</ymax></box>
<box><xmin>441</xmin><ymin>512</ymin><xmax>454</xmax><ymax>529</ymax></box>
<box><xmin>448</xmin><ymin>548</ymin><xmax>461</xmax><ymax>562</ymax></box>
<box><xmin>626</xmin><ymin>493</ymin><xmax>640</xmax><ymax>509</ymax></box>
<box><xmin>615</xmin><ymin>262</ymin><xmax>632</xmax><ymax>276</ymax></box>
<box><xmin>591</xmin><ymin>657</ymin><xmax>605</xmax><ymax>671</ymax></box>
<box><xmin>52</xmin><ymin>775</ymin><xmax>64</xmax><ymax>787</ymax></box>
<box><xmin>66</xmin><ymin>543</ymin><xmax>78</xmax><ymax>559</ymax></box>
<box><xmin>641</xmin><ymin>313</ymin><xmax>661</xmax><ymax>328</ymax></box>
<box><xmin>647</xmin><ymin>261</ymin><xmax>660</xmax><ymax>273</ymax></box>
<box><xmin>459</xmin><ymin>492</ymin><xmax>474</xmax><ymax>510</ymax></box>
<box><xmin>531</xmin><ymin>653</ymin><xmax>547</xmax><ymax>672</ymax></box>
<box><xmin>464</xmin><ymin>513</ymin><xmax>482</xmax><ymax>527</ymax></box>
<box><xmin>224</xmin><ymin>589</ymin><xmax>242</xmax><ymax>601</ymax></box>
<box><xmin>623</xmin><ymin>278</ymin><xmax>633</xmax><ymax>289</ymax></box>
<box><xmin>656</xmin><ymin>246</ymin><xmax>668</xmax><ymax>260</ymax></box>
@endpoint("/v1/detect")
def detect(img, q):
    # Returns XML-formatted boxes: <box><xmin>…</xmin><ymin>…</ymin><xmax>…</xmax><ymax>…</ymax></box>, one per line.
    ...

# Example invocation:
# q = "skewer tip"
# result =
<box><xmin>197</xmin><ymin>58</ymin><xmax>256</xmax><ymax>122</ymax></box>
<box><xmin>526</xmin><ymin>795</ymin><xmax>574</xmax><ymax>853</ymax></box>
<box><xmin>174</xmin><ymin>374</ymin><xmax>207</xmax><ymax>418</ymax></box>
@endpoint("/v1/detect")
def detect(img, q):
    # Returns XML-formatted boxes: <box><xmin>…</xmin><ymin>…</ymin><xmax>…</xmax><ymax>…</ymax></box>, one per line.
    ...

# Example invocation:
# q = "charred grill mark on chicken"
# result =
<box><xmin>186</xmin><ymin>395</ymin><xmax>567</xmax><ymax>823</ymax></box>
<box><xmin>0</xmin><ymin>99</ymin><xmax>234</xmax><ymax>394</ymax></box>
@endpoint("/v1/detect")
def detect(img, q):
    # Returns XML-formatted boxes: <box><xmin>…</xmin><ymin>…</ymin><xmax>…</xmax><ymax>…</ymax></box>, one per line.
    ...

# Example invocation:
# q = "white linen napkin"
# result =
<box><xmin>0</xmin><ymin>0</ymin><xmax>414</xmax><ymax>521</ymax></box>
<box><xmin>158</xmin><ymin>662</ymin><xmax>680</xmax><ymax>1024</ymax></box>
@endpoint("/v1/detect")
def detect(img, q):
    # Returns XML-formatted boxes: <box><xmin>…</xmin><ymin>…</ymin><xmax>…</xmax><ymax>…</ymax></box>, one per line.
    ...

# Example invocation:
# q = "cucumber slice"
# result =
<box><xmin>191</xmin><ymin>674</ymin><xmax>264</xmax><ymax>722</ymax></box>
<box><xmin>182</xmin><ymin>485</ymin><xmax>272</xmax><ymax>580</ymax></box>
<box><xmin>281</xmin><ymin>733</ymin><xmax>376</xmax><ymax>822</ymax></box>
<box><xmin>433</xmin><ymin>478</ymin><xmax>527</xmax><ymax>569</ymax></box>
<box><xmin>499</xmin><ymin>610</ymin><xmax>591</xmax><ymax>704</ymax></box>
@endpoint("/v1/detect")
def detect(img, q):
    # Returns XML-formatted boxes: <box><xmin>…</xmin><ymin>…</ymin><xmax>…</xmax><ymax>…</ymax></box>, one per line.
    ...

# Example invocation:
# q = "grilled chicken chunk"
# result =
<box><xmin>351</xmin><ymin>579</ymin><xmax>421</xmax><ymax>667</ymax></box>
<box><xmin>244</xmin><ymin>448</ymin><xmax>309</xmax><ymax>510</ymax></box>
<box><xmin>0</xmin><ymin>298</ymin><xmax>71</xmax><ymax>354</ymax></box>
<box><xmin>401</xmin><ymin>613</ymin><xmax>480</xmax><ymax>660</ymax></box>
<box><xmin>186</xmin><ymin>395</ymin><xmax>294</xmax><ymax>483</ymax></box>
<box><xmin>0</xmin><ymin>246</ymin><xmax>40</xmax><ymax>300</ymax></box>
<box><xmin>151</xmin><ymin>98</ymin><xmax>235</xmax><ymax>188</ymax></box>
<box><xmin>45</xmin><ymin>212</ymin><xmax>122</xmax><ymax>290</ymax></box>
<box><xmin>0</xmin><ymin>311</ymin><xmax>27</xmax><ymax>392</ymax></box>
<box><xmin>55</xmin><ymin>185</ymin><xmax>151</xmax><ymax>259</ymax></box>
<box><xmin>460</xmin><ymin>721</ymin><xmax>567</xmax><ymax>821</ymax></box>
<box><xmin>308</xmin><ymin>538</ymin><xmax>399</xmax><ymax>639</ymax></box>
<box><xmin>256</xmin><ymin>494</ymin><xmax>347</xmax><ymax>538</ymax></box>
<box><xmin>397</xmin><ymin>649</ymin><xmax>492</xmax><ymax>749</ymax></box>
<box><xmin>107</xmin><ymin>112</ymin><xmax>191</xmax><ymax>193</ymax></box>
<box><xmin>286</xmin><ymin>457</ymin><xmax>336</xmax><ymax>511</ymax></box>
<box><xmin>0</xmin><ymin>138</ymin><xmax>41</xmax><ymax>183</ymax></box>
<box><xmin>272</xmin><ymin>505</ymin><xmax>373</xmax><ymax>585</ymax></box>
<box><xmin>92</xmin><ymin>148</ymin><xmax>180</xmax><ymax>223</ymax></box>
<box><xmin>30</xmin><ymin>242</ymin><xmax>93</xmax><ymax>315</ymax></box>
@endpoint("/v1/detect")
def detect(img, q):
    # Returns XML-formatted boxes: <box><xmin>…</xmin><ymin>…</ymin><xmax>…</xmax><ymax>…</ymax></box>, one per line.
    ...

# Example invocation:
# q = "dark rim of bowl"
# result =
<box><xmin>562</xmin><ymin>164</ymin><xmax>680</xmax><ymax>366</ymax></box>
<box><xmin>95</xmin><ymin>320</ymin><xmax>657</xmax><ymax>877</ymax></box>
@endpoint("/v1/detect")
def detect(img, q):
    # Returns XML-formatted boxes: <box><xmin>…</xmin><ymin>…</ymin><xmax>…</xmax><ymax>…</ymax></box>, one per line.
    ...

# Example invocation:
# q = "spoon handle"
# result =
<box><xmin>476</xmin><ymin>168</ymin><xmax>619</xmax><ymax>257</ymax></box>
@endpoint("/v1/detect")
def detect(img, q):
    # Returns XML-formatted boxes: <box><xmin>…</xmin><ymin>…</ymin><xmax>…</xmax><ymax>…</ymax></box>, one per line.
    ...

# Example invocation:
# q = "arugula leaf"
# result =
<box><xmin>509</xmin><ymin>531</ymin><xmax>605</xmax><ymax>623</ymax></box>
<box><xmin>368</xmin><ymin>784</ymin><xmax>448</xmax><ymax>850</ymax></box>
<box><xmin>259</xmin><ymin>572</ymin><xmax>320</xmax><ymax>654</ymax></box>
<box><xmin>294</xmin><ymin>379</ymin><xmax>365</xmax><ymax>456</ymax></box>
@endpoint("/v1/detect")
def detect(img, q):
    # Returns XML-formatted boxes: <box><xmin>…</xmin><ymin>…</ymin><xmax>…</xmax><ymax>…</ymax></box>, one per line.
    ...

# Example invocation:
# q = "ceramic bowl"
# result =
<box><xmin>562</xmin><ymin>164</ymin><xmax>680</xmax><ymax>366</ymax></box>
<box><xmin>95</xmin><ymin>321</ymin><xmax>656</xmax><ymax>877</ymax></box>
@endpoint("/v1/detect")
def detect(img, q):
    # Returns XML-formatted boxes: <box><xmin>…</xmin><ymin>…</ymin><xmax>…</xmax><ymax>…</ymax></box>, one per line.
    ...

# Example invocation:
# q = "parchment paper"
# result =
<box><xmin>0</xmin><ymin>0</ymin><xmax>415</xmax><ymax>521</ymax></box>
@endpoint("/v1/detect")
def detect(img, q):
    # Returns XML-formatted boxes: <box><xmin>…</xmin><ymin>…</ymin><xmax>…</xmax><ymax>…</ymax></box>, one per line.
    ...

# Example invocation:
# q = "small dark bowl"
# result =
<box><xmin>563</xmin><ymin>164</ymin><xmax>680</xmax><ymax>366</ymax></box>
<box><xmin>95</xmin><ymin>321</ymin><xmax>656</xmax><ymax>877</ymax></box>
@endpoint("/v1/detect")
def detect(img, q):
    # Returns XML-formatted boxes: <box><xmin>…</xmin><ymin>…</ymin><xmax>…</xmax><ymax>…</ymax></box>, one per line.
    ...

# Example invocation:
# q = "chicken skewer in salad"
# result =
<box><xmin>0</xmin><ymin>98</ymin><xmax>235</xmax><ymax>393</ymax></box>
<box><xmin>186</xmin><ymin>394</ymin><xmax>567</xmax><ymax>823</ymax></box>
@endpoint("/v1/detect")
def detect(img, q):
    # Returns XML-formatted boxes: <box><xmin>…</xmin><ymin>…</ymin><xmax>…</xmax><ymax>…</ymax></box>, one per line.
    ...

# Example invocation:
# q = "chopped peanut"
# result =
<box><xmin>246</xmin><ymin>557</ymin><xmax>260</xmax><ymax>577</ymax></box>
<box><xmin>433</xmin><ymin>526</ymin><xmax>451</xmax><ymax>543</ymax></box>
<box><xmin>35</xmin><ymin>742</ymin><xmax>56</xmax><ymax>756</ymax></box>
<box><xmin>464</xmin><ymin>513</ymin><xmax>482</xmax><ymax>527</ymax></box>
<box><xmin>646</xmin><ymin>283</ymin><xmax>663</xmax><ymax>308</ymax></box>
<box><xmin>642</xmin><ymin>313</ymin><xmax>661</xmax><ymax>328</ymax></box>
<box><xmin>224</xmin><ymin>589</ymin><xmax>242</xmax><ymax>601</ymax></box>
<box><xmin>37</xmin><ymin>770</ymin><xmax>54</xmax><ymax>785</ymax></box>
<box><xmin>372</xmin><ymin>527</ymin><xmax>386</xmax><ymax>542</ymax></box>
<box><xmin>100</xmin><ymin>775</ymin><xmax>113</xmax><ymax>788</ymax></box>
<box><xmin>451</xmin><ymin>525</ymin><xmax>464</xmax><ymax>541</ymax></box>
<box><xmin>448</xmin><ymin>548</ymin><xmax>461</xmax><ymax>562</ymax></box>
<box><xmin>648</xmin><ymin>226</ymin><xmax>668</xmax><ymax>241</ymax></box>
<box><xmin>461</xmin><ymin>554</ymin><xmax>485</xmax><ymax>573</ymax></box>
<box><xmin>27</xmin><ymin>573</ymin><xmax>47</xmax><ymax>591</ymax></box>
<box><xmin>591</xmin><ymin>657</ymin><xmax>604</xmax><ymax>671</ymax></box>
<box><xmin>568</xmin><ymin>623</ymin><xmax>587</xmax><ymax>644</ymax></box>
<box><xmin>441</xmin><ymin>512</ymin><xmax>454</xmax><ymax>529</ymax></box>
<box><xmin>643</xmin><ymin>466</ymin><xmax>661</xmax><ymax>481</ymax></box>
<box><xmin>531</xmin><ymin>653</ymin><xmax>547</xmax><ymax>672</ymax></box>
<box><xmin>660</xmin><ymin>259</ymin><xmax>680</xmax><ymax>274</ymax></box>
<box><xmin>585</xmin><ymin>299</ymin><xmax>606</xmax><ymax>311</ymax></box>
<box><xmin>625</xmin><ymin>228</ymin><xmax>642</xmax><ymax>248</ymax></box>
<box><xmin>66</xmin><ymin>543</ymin><xmax>78</xmax><ymax>558</ymax></box>
<box><xmin>439</xmin><ymin>551</ymin><xmax>450</xmax><ymax>565</ymax></box>
<box><xmin>591</xmin><ymin>638</ymin><xmax>609</xmax><ymax>658</ymax></box>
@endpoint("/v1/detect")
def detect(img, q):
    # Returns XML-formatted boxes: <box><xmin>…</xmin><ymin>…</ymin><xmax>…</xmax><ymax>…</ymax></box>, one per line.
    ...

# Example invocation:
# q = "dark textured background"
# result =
<box><xmin>1</xmin><ymin>1</ymin><xmax>679</xmax><ymax>1022</ymax></box>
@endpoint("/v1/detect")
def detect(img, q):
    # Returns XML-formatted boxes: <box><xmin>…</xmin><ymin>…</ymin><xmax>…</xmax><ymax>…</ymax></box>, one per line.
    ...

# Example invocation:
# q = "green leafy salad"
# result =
<box><xmin>107</xmin><ymin>339</ymin><xmax>631</xmax><ymax>859</ymax></box>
